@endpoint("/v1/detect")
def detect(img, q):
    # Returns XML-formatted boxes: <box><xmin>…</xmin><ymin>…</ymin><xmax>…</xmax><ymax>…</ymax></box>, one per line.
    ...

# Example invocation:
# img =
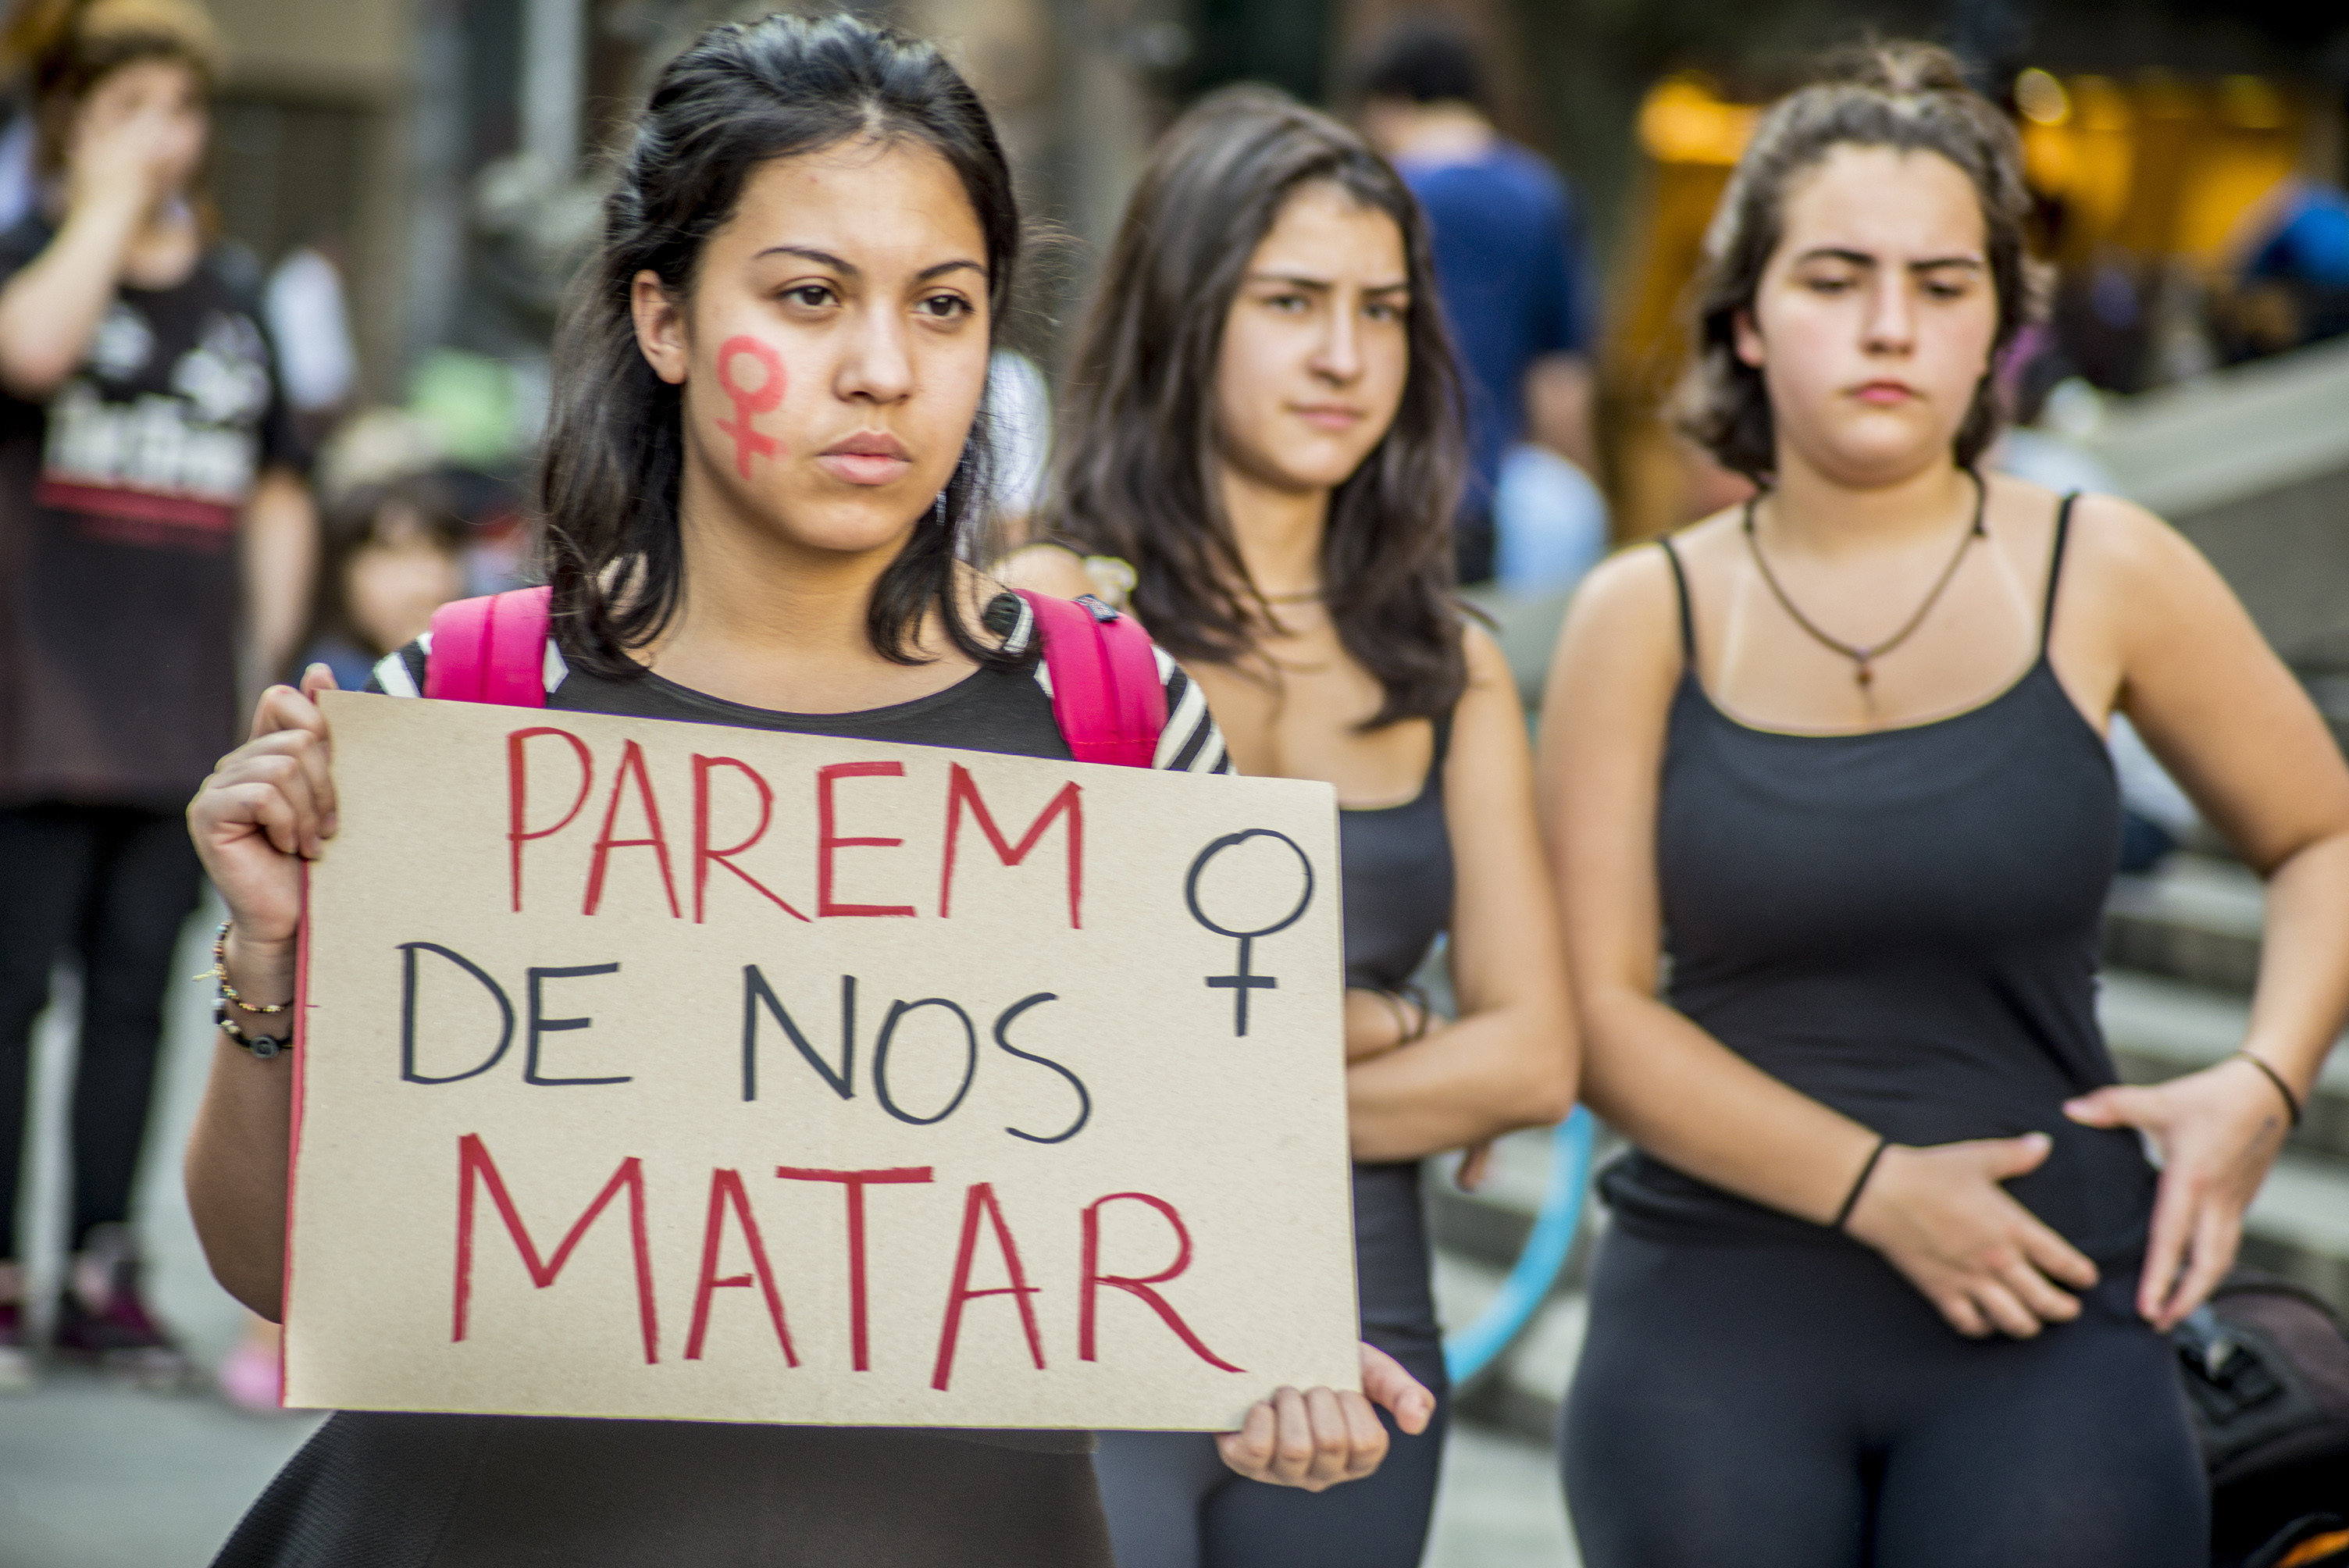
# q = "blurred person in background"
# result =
<box><xmin>261</xmin><ymin>232</ymin><xmax>358</xmax><ymax>453</ymax></box>
<box><xmin>1019</xmin><ymin>86</ymin><xmax>1577</xmax><ymax>1568</ymax></box>
<box><xmin>2217</xmin><ymin>176</ymin><xmax>2349</xmax><ymax>362</ymax></box>
<box><xmin>294</xmin><ymin>475</ymin><xmax>467</xmax><ymax>693</ymax></box>
<box><xmin>0</xmin><ymin>0</ymin><xmax>312</xmax><ymax>1389</ymax></box>
<box><xmin>1356</xmin><ymin>13</ymin><xmax>1601</xmax><ymax>590</ymax></box>
<box><xmin>1542</xmin><ymin>42</ymin><xmax>2349</xmax><ymax>1566</ymax></box>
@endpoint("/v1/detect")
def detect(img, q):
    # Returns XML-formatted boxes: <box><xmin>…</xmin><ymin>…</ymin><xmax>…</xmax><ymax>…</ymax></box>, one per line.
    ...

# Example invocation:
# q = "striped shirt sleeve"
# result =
<box><xmin>366</xmin><ymin>639</ymin><xmax>430</xmax><ymax>697</ymax></box>
<box><xmin>1153</xmin><ymin>656</ymin><xmax>1229</xmax><ymax>775</ymax></box>
<box><xmin>365</xmin><ymin>631</ymin><xmax>569</xmax><ymax>700</ymax></box>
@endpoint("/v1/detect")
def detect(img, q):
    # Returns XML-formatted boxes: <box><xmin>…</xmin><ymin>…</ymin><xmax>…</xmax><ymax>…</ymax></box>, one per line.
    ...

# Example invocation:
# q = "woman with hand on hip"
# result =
<box><xmin>184</xmin><ymin>18</ymin><xmax>1428</xmax><ymax>1564</ymax></box>
<box><xmin>1541</xmin><ymin>42</ymin><xmax>2349</xmax><ymax>1567</ymax></box>
<box><xmin>1014</xmin><ymin>86</ymin><xmax>1577</xmax><ymax>1568</ymax></box>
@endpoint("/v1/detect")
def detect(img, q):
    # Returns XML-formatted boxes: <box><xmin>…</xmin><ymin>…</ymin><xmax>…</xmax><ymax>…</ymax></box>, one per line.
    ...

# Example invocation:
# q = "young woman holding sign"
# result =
<box><xmin>1008</xmin><ymin>88</ymin><xmax>1577</xmax><ymax>1568</ymax></box>
<box><xmin>1540</xmin><ymin>45</ymin><xmax>2349</xmax><ymax>1566</ymax></box>
<box><xmin>183</xmin><ymin>16</ymin><xmax>1428</xmax><ymax>1566</ymax></box>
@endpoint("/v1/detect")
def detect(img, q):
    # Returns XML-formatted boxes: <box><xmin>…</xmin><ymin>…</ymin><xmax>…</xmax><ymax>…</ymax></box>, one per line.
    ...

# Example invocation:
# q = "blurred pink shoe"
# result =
<box><xmin>52</xmin><ymin>1225</ymin><xmax>191</xmax><ymax>1390</ymax></box>
<box><xmin>216</xmin><ymin>1334</ymin><xmax>283</xmax><ymax>1413</ymax></box>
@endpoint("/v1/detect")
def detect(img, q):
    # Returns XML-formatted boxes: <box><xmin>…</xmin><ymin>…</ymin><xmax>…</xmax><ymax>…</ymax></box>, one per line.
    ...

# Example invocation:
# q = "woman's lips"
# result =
<box><xmin>816</xmin><ymin>451</ymin><xmax>913</xmax><ymax>485</ymax></box>
<box><xmin>1852</xmin><ymin>381</ymin><xmax>1919</xmax><ymax>406</ymax></box>
<box><xmin>1292</xmin><ymin>404</ymin><xmax>1367</xmax><ymax>433</ymax></box>
<box><xmin>816</xmin><ymin>432</ymin><xmax>913</xmax><ymax>486</ymax></box>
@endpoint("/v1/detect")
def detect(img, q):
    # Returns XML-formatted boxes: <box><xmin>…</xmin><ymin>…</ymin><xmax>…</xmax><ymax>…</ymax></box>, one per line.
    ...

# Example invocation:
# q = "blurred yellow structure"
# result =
<box><xmin>1599</xmin><ymin>68</ymin><xmax>2333</xmax><ymax>542</ymax></box>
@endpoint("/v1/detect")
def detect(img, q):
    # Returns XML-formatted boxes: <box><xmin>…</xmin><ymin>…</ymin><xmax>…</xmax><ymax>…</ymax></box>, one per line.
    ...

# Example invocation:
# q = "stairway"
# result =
<box><xmin>1425</xmin><ymin>846</ymin><xmax>2349</xmax><ymax>1445</ymax></box>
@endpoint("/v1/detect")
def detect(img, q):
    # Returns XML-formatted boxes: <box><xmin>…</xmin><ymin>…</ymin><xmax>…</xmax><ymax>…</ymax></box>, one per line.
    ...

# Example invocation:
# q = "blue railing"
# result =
<box><xmin>1442</xmin><ymin>1106</ymin><xmax>1595</xmax><ymax>1386</ymax></box>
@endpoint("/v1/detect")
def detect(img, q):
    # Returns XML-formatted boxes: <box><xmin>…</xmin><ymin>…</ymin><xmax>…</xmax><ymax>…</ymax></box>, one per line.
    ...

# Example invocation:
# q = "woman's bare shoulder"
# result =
<box><xmin>992</xmin><ymin>542</ymin><xmax>1096</xmax><ymax>601</ymax></box>
<box><xmin>1562</xmin><ymin>529</ymin><xmax>1710</xmax><ymax>640</ymax></box>
<box><xmin>2048</xmin><ymin>489</ymin><xmax>2234</xmax><ymax>622</ymax></box>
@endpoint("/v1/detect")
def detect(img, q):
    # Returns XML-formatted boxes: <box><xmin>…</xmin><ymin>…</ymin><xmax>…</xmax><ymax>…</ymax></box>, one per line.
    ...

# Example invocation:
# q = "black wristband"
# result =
<box><xmin>215</xmin><ymin>1000</ymin><xmax>291</xmax><ymax>1059</ymax></box>
<box><xmin>2233</xmin><ymin>1052</ymin><xmax>2304</xmax><ymax>1129</ymax></box>
<box><xmin>1833</xmin><ymin>1135</ymin><xmax>1891</xmax><ymax>1231</ymax></box>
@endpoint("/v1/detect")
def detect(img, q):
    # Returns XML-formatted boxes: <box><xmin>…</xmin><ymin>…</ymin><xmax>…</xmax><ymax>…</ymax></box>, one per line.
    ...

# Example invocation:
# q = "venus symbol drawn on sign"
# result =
<box><xmin>1184</xmin><ymin>829</ymin><xmax>1315</xmax><ymax>1038</ymax></box>
<box><xmin>716</xmin><ymin>335</ymin><xmax>785</xmax><ymax>479</ymax></box>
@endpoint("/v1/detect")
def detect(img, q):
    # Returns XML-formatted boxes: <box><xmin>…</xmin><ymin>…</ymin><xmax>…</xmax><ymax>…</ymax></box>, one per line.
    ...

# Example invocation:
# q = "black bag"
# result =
<box><xmin>2174</xmin><ymin>1271</ymin><xmax>2349</xmax><ymax>1568</ymax></box>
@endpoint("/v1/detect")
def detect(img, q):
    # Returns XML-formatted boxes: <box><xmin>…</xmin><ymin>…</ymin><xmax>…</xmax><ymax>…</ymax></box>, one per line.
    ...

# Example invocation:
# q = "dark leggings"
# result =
<box><xmin>1562</xmin><ymin>1227</ymin><xmax>2207</xmax><ymax>1568</ymax></box>
<box><xmin>0</xmin><ymin>803</ymin><xmax>204</xmax><ymax>1260</ymax></box>
<box><xmin>1092</xmin><ymin>1344</ymin><xmax>1449</xmax><ymax>1568</ymax></box>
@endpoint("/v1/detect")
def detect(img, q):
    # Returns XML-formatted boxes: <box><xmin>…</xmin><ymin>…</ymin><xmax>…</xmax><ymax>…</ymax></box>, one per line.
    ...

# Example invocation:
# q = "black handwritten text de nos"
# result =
<box><xmin>397</xmin><ymin>948</ymin><xmax>1093</xmax><ymax>1145</ymax></box>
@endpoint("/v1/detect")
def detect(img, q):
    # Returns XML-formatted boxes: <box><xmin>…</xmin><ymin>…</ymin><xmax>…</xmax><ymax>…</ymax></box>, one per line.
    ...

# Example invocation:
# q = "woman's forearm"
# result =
<box><xmin>183</xmin><ymin>927</ymin><xmax>300</xmax><ymax>1319</ymax></box>
<box><xmin>1579</xmin><ymin>984</ymin><xmax>1879</xmax><ymax>1225</ymax></box>
<box><xmin>0</xmin><ymin>194</ymin><xmax>141</xmax><ymax>398</ymax></box>
<box><xmin>184</xmin><ymin>1038</ymin><xmax>294</xmax><ymax>1320</ymax></box>
<box><xmin>2244</xmin><ymin>829</ymin><xmax>2349</xmax><ymax>1095</ymax></box>
<box><xmin>1346</xmin><ymin>1005</ymin><xmax>1574</xmax><ymax>1161</ymax></box>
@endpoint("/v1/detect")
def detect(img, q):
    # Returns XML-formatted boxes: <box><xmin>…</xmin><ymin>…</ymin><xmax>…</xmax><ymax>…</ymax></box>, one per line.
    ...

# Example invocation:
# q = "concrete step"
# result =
<box><xmin>2102</xmin><ymin>851</ymin><xmax>2263</xmax><ymax>994</ymax></box>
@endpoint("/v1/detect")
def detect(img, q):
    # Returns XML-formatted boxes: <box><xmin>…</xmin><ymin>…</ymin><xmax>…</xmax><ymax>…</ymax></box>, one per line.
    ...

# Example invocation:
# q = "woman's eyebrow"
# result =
<box><xmin>750</xmin><ymin>248</ymin><xmax>986</xmax><ymax>284</ymax></box>
<box><xmin>915</xmin><ymin>258</ymin><xmax>987</xmax><ymax>283</ymax></box>
<box><xmin>1791</xmin><ymin>247</ymin><xmax>1984</xmax><ymax>272</ymax></box>
<box><xmin>756</xmin><ymin>244</ymin><xmax>854</xmax><ymax>273</ymax></box>
<box><xmin>1242</xmin><ymin>273</ymin><xmax>1410</xmax><ymax>293</ymax></box>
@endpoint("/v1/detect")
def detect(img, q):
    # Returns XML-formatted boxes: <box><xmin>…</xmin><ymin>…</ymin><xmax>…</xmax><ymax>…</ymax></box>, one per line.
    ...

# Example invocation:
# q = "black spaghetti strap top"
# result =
<box><xmin>1339</xmin><ymin>710</ymin><xmax>1455</xmax><ymax>989</ymax></box>
<box><xmin>1602</xmin><ymin>497</ymin><xmax>2160</xmax><ymax>1263</ymax></box>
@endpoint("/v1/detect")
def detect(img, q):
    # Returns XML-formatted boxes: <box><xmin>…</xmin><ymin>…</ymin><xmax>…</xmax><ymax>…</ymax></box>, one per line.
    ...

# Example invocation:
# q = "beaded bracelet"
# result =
<box><xmin>201</xmin><ymin>921</ymin><xmax>291</xmax><ymax>1014</ymax></box>
<box><xmin>214</xmin><ymin>1001</ymin><xmax>290</xmax><ymax>1059</ymax></box>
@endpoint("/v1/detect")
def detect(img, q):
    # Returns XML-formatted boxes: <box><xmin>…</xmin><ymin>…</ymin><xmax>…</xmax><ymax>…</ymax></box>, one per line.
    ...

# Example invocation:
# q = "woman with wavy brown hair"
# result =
<box><xmin>1539</xmin><ymin>43</ymin><xmax>2349</xmax><ymax>1566</ymax></box>
<box><xmin>1015</xmin><ymin>85</ymin><xmax>1576</xmax><ymax>1568</ymax></box>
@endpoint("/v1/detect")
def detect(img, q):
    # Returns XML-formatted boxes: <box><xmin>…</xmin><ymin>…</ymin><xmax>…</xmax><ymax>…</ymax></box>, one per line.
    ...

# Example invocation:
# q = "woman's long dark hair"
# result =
<box><xmin>540</xmin><ymin>12</ymin><xmax>1021</xmax><ymax>676</ymax></box>
<box><xmin>1049</xmin><ymin>86</ymin><xmax>1467</xmax><ymax>728</ymax></box>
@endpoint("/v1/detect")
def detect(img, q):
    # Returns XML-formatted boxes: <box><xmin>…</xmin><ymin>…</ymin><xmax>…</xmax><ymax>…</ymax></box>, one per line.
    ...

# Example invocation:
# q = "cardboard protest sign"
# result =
<box><xmin>284</xmin><ymin>690</ymin><xmax>1358</xmax><ymax>1431</ymax></box>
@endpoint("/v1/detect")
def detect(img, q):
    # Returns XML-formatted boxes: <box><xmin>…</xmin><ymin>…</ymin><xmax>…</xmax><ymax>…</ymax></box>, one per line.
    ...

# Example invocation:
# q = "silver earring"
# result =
<box><xmin>934</xmin><ymin>491</ymin><xmax>948</xmax><ymax>528</ymax></box>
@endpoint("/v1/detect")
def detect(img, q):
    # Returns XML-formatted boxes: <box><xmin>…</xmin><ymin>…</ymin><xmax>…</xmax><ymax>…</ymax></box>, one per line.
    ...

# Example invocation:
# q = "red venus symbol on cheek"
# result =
<box><xmin>715</xmin><ymin>335</ymin><xmax>786</xmax><ymax>479</ymax></box>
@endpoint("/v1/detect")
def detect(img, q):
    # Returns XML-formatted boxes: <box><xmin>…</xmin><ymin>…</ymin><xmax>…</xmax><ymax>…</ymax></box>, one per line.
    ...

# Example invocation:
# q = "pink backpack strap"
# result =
<box><xmin>424</xmin><ymin>586</ymin><xmax>553</xmax><ymax>708</ymax></box>
<box><xmin>1015</xmin><ymin>589</ymin><xmax>1167</xmax><ymax>768</ymax></box>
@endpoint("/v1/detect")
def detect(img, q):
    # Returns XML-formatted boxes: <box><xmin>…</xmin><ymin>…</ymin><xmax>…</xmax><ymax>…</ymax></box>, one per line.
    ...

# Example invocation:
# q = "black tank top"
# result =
<box><xmin>1336</xmin><ymin>711</ymin><xmax>1456</xmax><ymax>1377</ymax></box>
<box><xmin>1340</xmin><ymin>711</ymin><xmax>1455</xmax><ymax>989</ymax></box>
<box><xmin>1600</xmin><ymin>499</ymin><xmax>2160</xmax><ymax>1263</ymax></box>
